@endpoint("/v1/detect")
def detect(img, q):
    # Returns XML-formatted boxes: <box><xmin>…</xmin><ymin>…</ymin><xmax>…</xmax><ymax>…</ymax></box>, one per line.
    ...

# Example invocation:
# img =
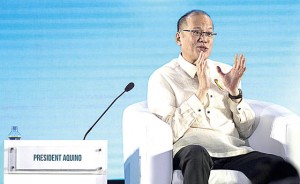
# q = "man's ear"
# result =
<box><xmin>175</xmin><ymin>32</ymin><xmax>182</xmax><ymax>46</ymax></box>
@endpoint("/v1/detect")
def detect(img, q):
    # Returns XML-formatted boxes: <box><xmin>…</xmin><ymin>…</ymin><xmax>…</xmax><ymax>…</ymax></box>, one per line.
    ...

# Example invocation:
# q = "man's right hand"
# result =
<box><xmin>195</xmin><ymin>51</ymin><xmax>210</xmax><ymax>105</ymax></box>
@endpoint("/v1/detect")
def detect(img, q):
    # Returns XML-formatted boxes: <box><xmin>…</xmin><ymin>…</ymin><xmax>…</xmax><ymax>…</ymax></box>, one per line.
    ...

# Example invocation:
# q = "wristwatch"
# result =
<box><xmin>228</xmin><ymin>89</ymin><xmax>243</xmax><ymax>99</ymax></box>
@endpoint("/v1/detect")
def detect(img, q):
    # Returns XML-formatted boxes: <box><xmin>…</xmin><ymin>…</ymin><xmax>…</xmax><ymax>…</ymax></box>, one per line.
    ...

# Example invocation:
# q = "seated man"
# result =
<box><xmin>147</xmin><ymin>9</ymin><xmax>299</xmax><ymax>184</ymax></box>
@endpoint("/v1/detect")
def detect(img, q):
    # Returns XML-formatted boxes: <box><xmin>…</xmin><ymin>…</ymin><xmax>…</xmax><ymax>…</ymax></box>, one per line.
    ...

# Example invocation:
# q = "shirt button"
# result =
<box><xmin>238</xmin><ymin>108</ymin><xmax>241</xmax><ymax>111</ymax></box>
<box><xmin>198</xmin><ymin>109</ymin><xmax>201</xmax><ymax>112</ymax></box>
<box><xmin>207</xmin><ymin>110</ymin><xmax>210</xmax><ymax>114</ymax></box>
<box><xmin>210</xmin><ymin>95</ymin><xmax>213</xmax><ymax>98</ymax></box>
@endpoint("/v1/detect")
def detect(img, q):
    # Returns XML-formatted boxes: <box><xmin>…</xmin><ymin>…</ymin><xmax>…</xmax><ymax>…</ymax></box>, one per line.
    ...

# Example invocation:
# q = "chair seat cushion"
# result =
<box><xmin>172</xmin><ymin>169</ymin><xmax>251</xmax><ymax>184</ymax></box>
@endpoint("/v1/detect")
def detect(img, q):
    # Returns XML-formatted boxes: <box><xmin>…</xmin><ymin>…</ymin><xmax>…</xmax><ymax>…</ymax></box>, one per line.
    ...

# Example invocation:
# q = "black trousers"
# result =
<box><xmin>173</xmin><ymin>145</ymin><xmax>299</xmax><ymax>184</ymax></box>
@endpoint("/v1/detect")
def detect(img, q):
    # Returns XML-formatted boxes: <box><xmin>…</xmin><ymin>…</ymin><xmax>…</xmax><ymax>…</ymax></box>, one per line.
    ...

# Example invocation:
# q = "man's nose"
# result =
<box><xmin>198</xmin><ymin>34</ymin><xmax>207</xmax><ymax>42</ymax></box>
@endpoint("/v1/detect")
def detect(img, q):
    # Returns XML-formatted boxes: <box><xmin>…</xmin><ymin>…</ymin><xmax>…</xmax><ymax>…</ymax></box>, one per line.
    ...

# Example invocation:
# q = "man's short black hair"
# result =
<box><xmin>177</xmin><ymin>10</ymin><xmax>213</xmax><ymax>32</ymax></box>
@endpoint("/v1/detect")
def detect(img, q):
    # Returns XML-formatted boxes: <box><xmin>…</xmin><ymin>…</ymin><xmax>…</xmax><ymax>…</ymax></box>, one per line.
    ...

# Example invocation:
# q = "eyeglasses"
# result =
<box><xmin>181</xmin><ymin>29</ymin><xmax>217</xmax><ymax>38</ymax></box>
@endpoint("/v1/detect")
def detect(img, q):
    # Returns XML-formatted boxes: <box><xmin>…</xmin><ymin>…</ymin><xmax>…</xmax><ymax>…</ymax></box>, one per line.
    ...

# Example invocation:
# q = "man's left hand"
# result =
<box><xmin>216</xmin><ymin>54</ymin><xmax>246</xmax><ymax>96</ymax></box>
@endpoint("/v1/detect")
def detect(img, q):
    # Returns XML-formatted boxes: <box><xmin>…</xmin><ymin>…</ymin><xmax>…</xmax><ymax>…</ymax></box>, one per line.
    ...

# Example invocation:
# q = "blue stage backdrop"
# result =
<box><xmin>1</xmin><ymin>0</ymin><xmax>300</xmax><ymax>181</ymax></box>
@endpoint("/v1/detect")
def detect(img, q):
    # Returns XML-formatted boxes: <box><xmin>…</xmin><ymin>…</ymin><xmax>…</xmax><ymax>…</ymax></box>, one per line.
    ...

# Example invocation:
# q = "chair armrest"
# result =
<box><xmin>123</xmin><ymin>101</ymin><xmax>173</xmax><ymax>184</ymax></box>
<box><xmin>246</xmin><ymin>99</ymin><xmax>300</xmax><ymax>172</ymax></box>
<box><xmin>287</xmin><ymin>121</ymin><xmax>300</xmax><ymax>173</ymax></box>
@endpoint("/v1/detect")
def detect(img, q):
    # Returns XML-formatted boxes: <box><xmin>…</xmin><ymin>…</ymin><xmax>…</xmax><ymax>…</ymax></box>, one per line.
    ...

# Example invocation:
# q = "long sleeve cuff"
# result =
<box><xmin>187</xmin><ymin>94</ymin><xmax>206</xmax><ymax>116</ymax></box>
<box><xmin>228</xmin><ymin>98</ymin><xmax>245</xmax><ymax>114</ymax></box>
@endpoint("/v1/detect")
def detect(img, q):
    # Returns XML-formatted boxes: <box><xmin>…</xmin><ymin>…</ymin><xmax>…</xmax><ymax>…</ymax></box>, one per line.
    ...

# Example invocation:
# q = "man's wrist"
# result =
<box><xmin>196</xmin><ymin>90</ymin><xmax>208</xmax><ymax>106</ymax></box>
<box><xmin>228</xmin><ymin>88</ymin><xmax>243</xmax><ymax>100</ymax></box>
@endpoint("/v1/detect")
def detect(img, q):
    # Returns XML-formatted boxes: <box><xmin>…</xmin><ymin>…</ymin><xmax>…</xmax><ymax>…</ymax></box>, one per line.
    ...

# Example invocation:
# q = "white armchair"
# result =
<box><xmin>122</xmin><ymin>99</ymin><xmax>300</xmax><ymax>184</ymax></box>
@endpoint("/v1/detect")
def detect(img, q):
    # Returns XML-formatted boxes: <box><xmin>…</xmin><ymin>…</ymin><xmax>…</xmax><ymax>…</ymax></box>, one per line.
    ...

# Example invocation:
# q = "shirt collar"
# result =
<box><xmin>178</xmin><ymin>54</ymin><xmax>197</xmax><ymax>78</ymax></box>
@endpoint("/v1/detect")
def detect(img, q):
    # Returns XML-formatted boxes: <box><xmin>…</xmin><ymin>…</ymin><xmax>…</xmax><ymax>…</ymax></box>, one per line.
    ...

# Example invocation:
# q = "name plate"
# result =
<box><xmin>8</xmin><ymin>142</ymin><xmax>107</xmax><ymax>174</ymax></box>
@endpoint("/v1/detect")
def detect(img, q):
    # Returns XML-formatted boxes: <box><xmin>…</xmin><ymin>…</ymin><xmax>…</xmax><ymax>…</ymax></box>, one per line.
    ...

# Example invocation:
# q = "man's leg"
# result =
<box><xmin>212</xmin><ymin>151</ymin><xmax>299</xmax><ymax>184</ymax></box>
<box><xmin>173</xmin><ymin>145</ymin><xmax>213</xmax><ymax>184</ymax></box>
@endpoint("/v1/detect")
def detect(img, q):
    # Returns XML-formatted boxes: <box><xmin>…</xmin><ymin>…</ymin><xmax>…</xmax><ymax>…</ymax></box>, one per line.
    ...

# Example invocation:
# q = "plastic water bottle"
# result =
<box><xmin>8</xmin><ymin>126</ymin><xmax>21</xmax><ymax>140</ymax></box>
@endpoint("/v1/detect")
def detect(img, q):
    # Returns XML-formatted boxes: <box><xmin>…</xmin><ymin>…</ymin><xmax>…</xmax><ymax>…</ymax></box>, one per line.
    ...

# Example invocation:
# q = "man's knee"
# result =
<box><xmin>181</xmin><ymin>145</ymin><xmax>212</xmax><ymax>164</ymax></box>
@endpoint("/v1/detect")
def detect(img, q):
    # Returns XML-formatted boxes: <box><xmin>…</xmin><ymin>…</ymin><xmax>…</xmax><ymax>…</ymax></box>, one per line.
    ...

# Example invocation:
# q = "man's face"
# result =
<box><xmin>176</xmin><ymin>14</ymin><xmax>214</xmax><ymax>64</ymax></box>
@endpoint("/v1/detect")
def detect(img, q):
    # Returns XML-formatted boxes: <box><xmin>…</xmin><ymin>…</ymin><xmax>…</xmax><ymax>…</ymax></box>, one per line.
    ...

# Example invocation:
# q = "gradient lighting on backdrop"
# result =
<box><xmin>1</xmin><ymin>0</ymin><xmax>300</xmax><ymax>181</ymax></box>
